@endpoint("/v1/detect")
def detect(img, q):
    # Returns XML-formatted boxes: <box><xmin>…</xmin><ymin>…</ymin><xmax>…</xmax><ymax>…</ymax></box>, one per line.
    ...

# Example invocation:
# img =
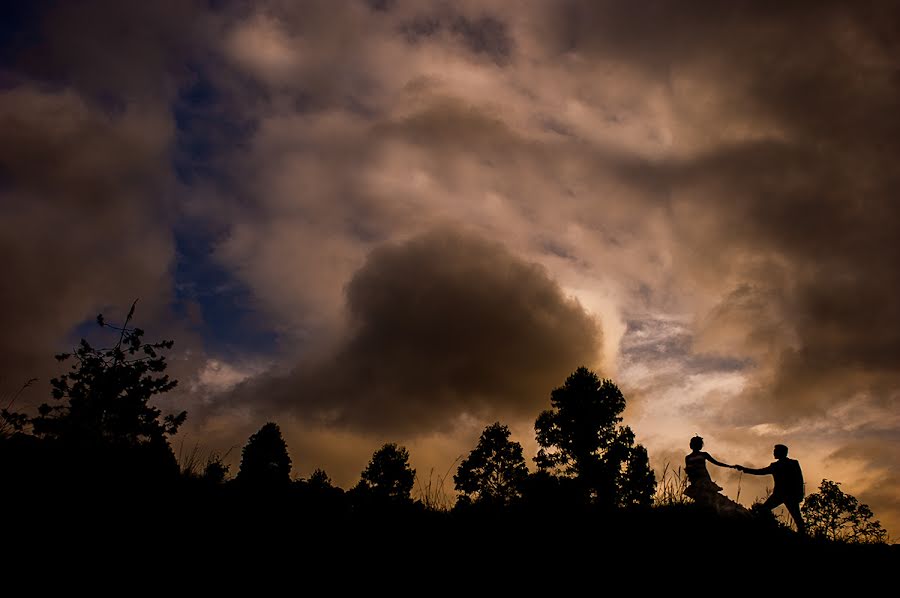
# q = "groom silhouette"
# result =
<box><xmin>736</xmin><ymin>444</ymin><xmax>806</xmax><ymax>534</ymax></box>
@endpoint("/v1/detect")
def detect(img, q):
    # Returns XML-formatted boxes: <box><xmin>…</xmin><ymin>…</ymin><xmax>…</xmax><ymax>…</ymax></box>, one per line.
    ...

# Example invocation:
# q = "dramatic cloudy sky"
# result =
<box><xmin>2</xmin><ymin>1</ymin><xmax>898</xmax><ymax>534</ymax></box>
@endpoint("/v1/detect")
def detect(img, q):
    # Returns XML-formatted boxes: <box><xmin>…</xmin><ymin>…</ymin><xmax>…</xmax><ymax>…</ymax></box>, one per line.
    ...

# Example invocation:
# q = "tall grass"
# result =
<box><xmin>177</xmin><ymin>438</ymin><xmax>233</xmax><ymax>480</ymax></box>
<box><xmin>178</xmin><ymin>439</ymin><xmax>204</xmax><ymax>477</ymax></box>
<box><xmin>414</xmin><ymin>457</ymin><xmax>459</xmax><ymax>512</ymax></box>
<box><xmin>654</xmin><ymin>462</ymin><xmax>688</xmax><ymax>506</ymax></box>
<box><xmin>0</xmin><ymin>378</ymin><xmax>37</xmax><ymax>438</ymax></box>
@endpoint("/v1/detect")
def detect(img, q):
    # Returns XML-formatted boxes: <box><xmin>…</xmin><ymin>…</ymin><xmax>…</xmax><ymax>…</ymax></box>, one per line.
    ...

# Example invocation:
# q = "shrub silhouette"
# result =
<box><xmin>355</xmin><ymin>443</ymin><xmax>416</xmax><ymax>503</ymax></box>
<box><xmin>454</xmin><ymin>422</ymin><xmax>528</xmax><ymax>507</ymax></box>
<box><xmin>202</xmin><ymin>453</ymin><xmax>230</xmax><ymax>484</ymax></box>
<box><xmin>236</xmin><ymin>422</ymin><xmax>292</xmax><ymax>487</ymax></box>
<box><xmin>27</xmin><ymin>303</ymin><xmax>185</xmax><ymax>484</ymax></box>
<box><xmin>802</xmin><ymin>479</ymin><xmax>887</xmax><ymax>543</ymax></box>
<box><xmin>534</xmin><ymin>366</ymin><xmax>656</xmax><ymax>507</ymax></box>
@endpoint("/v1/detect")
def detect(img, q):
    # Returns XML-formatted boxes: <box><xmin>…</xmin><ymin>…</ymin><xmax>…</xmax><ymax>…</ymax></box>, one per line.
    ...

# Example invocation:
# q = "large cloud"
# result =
<box><xmin>3</xmin><ymin>0</ymin><xmax>899</xmax><ymax>534</ymax></box>
<box><xmin>219</xmin><ymin>227</ymin><xmax>601</xmax><ymax>434</ymax></box>
<box><xmin>0</xmin><ymin>86</ymin><xmax>175</xmax><ymax>400</ymax></box>
<box><xmin>0</xmin><ymin>0</ymin><xmax>212</xmax><ymax>407</ymax></box>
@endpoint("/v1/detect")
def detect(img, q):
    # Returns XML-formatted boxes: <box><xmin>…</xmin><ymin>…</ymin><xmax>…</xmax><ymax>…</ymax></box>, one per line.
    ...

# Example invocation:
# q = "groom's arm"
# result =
<box><xmin>738</xmin><ymin>463</ymin><xmax>773</xmax><ymax>475</ymax></box>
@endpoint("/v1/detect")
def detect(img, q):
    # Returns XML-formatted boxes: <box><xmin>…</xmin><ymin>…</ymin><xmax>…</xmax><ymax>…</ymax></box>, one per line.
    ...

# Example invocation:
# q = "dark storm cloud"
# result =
<box><xmin>0</xmin><ymin>0</ymin><xmax>210</xmax><ymax>404</ymax></box>
<box><xmin>224</xmin><ymin>228</ymin><xmax>601</xmax><ymax>434</ymax></box>
<box><xmin>5</xmin><ymin>0</ymin><xmax>206</xmax><ymax>98</ymax></box>
<box><xmin>0</xmin><ymin>87</ymin><xmax>173</xmax><ymax>398</ymax></box>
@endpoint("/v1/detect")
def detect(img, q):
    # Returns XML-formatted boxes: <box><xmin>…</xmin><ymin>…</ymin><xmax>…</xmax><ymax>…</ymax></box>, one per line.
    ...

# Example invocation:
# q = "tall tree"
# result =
<box><xmin>236</xmin><ymin>422</ymin><xmax>292</xmax><ymax>487</ymax></box>
<box><xmin>454</xmin><ymin>422</ymin><xmax>528</xmax><ymax>506</ymax></box>
<box><xmin>802</xmin><ymin>479</ymin><xmax>887</xmax><ymax>543</ymax></box>
<box><xmin>30</xmin><ymin>303</ymin><xmax>185</xmax><ymax>481</ymax></box>
<box><xmin>33</xmin><ymin>303</ymin><xmax>185</xmax><ymax>446</ymax></box>
<box><xmin>534</xmin><ymin>366</ymin><xmax>655</xmax><ymax>507</ymax></box>
<box><xmin>307</xmin><ymin>468</ymin><xmax>334</xmax><ymax>491</ymax></box>
<box><xmin>356</xmin><ymin>443</ymin><xmax>416</xmax><ymax>502</ymax></box>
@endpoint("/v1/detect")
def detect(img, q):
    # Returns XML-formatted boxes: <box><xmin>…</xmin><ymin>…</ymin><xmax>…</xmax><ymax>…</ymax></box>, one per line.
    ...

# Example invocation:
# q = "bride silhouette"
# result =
<box><xmin>684</xmin><ymin>436</ymin><xmax>747</xmax><ymax>515</ymax></box>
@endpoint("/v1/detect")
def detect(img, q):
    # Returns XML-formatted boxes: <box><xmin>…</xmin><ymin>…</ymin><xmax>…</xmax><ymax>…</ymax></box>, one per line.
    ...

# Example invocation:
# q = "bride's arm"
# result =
<box><xmin>705</xmin><ymin>453</ymin><xmax>734</xmax><ymax>468</ymax></box>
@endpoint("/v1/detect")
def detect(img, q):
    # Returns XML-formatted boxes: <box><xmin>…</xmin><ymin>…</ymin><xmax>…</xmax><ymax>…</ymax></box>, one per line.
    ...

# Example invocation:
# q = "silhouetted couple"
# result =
<box><xmin>685</xmin><ymin>437</ymin><xmax>805</xmax><ymax>533</ymax></box>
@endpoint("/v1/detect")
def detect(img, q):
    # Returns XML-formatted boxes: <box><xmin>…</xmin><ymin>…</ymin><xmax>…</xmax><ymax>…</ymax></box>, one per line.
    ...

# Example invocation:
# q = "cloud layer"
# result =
<box><xmin>220</xmin><ymin>227</ymin><xmax>600</xmax><ymax>434</ymax></box>
<box><xmin>2</xmin><ymin>0</ymin><xmax>899</xmax><ymax>533</ymax></box>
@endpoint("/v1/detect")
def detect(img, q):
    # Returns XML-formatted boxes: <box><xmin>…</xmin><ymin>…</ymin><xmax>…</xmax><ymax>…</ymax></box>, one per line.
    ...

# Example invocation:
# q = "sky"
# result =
<box><xmin>1</xmin><ymin>0</ymin><xmax>898</xmax><ymax>535</ymax></box>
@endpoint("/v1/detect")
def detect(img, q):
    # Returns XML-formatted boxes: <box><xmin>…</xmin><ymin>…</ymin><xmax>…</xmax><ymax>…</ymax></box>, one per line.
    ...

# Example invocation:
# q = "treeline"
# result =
<box><xmin>0</xmin><ymin>309</ymin><xmax>654</xmax><ymax>513</ymax></box>
<box><xmin>217</xmin><ymin>365</ymin><xmax>656</xmax><ymax>512</ymax></box>
<box><xmin>0</xmin><ymin>310</ymin><xmax>893</xmax><ymax>555</ymax></box>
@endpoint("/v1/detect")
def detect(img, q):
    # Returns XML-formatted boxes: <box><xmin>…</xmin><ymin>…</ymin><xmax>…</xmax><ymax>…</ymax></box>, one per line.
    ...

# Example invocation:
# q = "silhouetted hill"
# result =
<box><xmin>3</xmin><ymin>355</ymin><xmax>895</xmax><ymax>586</ymax></box>
<box><xmin>4</xmin><ymin>482</ymin><xmax>895</xmax><ymax>583</ymax></box>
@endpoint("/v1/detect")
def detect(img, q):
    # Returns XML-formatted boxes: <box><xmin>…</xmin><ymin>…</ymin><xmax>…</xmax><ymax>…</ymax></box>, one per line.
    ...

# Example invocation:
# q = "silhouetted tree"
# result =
<box><xmin>301</xmin><ymin>467</ymin><xmax>346</xmax><ymax>511</ymax></box>
<box><xmin>534</xmin><ymin>367</ymin><xmax>655</xmax><ymax>507</ymax></box>
<box><xmin>236</xmin><ymin>422</ymin><xmax>292</xmax><ymax>487</ymax></box>
<box><xmin>621</xmin><ymin>442</ymin><xmax>656</xmax><ymax>507</ymax></box>
<box><xmin>28</xmin><ymin>303</ymin><xmax>185</xmax><ymax>482</ymax></box>
<box><xmin>202</xmin><ymin>454</ymin><xmax>230</xmax><ymax>484</ymax></box>
<box><xmin>356</xmin><ymin>443</ymin><xmax>416</xmax><ymax>502</ymax></box>
<box><xmin>33</xmin><ymin>304</ymin><xmax>185</xmax><ymax>444</ymax></box>
<box><xmin>308</xmin><ymin>468</ymin><xmax>334</xmax><ymax>490</ymax></box>
<box><xmin>802</xmin><ymin>479</ymin><xmax>887</xmax><ymax>543</ymax></box>
<box><xmin>454</xmin><ymin>422</ymin><xmax>528</xmax><ymax>506</ymax></box>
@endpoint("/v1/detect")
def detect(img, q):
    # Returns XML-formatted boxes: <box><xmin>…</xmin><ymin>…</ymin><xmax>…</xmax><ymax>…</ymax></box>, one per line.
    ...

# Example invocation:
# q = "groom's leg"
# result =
<box><xmin>785</xmin><ymin>500</ymin><xmax>805</xmax><ymax>534</ymax></box>
<box><xmin>762</xmin><ymin>494</ymin><xmax>783</xmax><ymax>511</ymax></box>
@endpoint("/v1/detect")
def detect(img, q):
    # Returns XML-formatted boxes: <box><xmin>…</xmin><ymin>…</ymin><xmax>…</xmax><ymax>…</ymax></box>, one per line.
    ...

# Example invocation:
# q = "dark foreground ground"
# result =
<box><xmin>3</xmin><ymin>485</ymin><xmax>896</xmax><ymax>590</ymax></box>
